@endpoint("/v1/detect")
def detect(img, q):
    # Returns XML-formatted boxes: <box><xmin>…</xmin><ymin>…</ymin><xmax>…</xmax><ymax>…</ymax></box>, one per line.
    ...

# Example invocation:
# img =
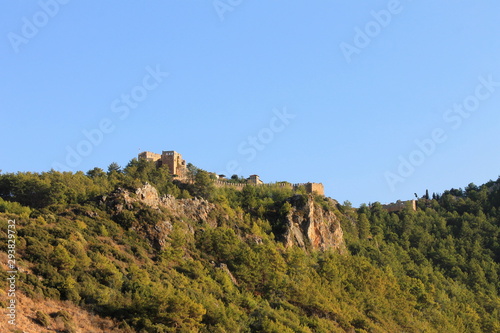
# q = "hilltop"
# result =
<box><xmin>137</xmin><ymin>150</ymin><xmax>325</xmax><ymax>195</ymax></box>
<box><xmin>0</xmin><ymin>157</ymin><xmax>499</xmax><ymax>332</ymax></box>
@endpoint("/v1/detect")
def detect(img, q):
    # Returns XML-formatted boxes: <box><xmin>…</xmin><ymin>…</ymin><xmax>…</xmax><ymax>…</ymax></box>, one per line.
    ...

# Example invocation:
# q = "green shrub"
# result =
<box><xmin>35</xmin><ymin>310</ymin><xmax>51</xmax><ymax>327</ymax></box>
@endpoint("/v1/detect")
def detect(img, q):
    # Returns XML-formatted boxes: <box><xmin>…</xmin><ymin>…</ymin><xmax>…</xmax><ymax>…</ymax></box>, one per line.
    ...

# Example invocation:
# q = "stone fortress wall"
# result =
<box><xmin>138</xmin><ymin>151</ymin><xmax>161</xmax><ymax>162</ymax></box>
<box><xmin>138</xmin><ymin>150</ymin><xmax>325</xmax><ymax>196</ymax></box>
<box><xmin>213</xmin><ymin>179</ymin><xmax>325</xmax><ymax>195</ymax></box>
<box><xmin>138</xmin><ymin>150</ymin><xmax>187</xmax><ymax>178</ymax></box>
<box><xmin>137</xmin><ymin>150</ymin><xmax>420</xmax><ymax>207</ymax></box>
<box><xmin>382</xmin><ymin>200</ymin><xmax>417</xmax><ymax>212</ymax></box>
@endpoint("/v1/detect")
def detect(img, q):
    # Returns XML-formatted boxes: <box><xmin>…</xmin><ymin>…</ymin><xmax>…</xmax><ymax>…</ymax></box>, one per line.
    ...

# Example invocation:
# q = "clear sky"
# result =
<box><xmin>1</xmin><ymin>1</ymin><xmax>500</xmax><ymax>206</ymax></box>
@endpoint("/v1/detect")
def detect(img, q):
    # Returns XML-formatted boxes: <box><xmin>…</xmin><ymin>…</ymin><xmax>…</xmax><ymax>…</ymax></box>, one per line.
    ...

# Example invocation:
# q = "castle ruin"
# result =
<box><xmin>138</xmin><ymin>150</ymin><xmax>325</xmax><ymax>196</ymax></box>
<box><xmin>247</xmin><ymin>175</ymin><xmax>264</xmax><ymax>185</ymax></box>
<box><xmin>382</xmin><ymin>200</ymin><xmax>417</xmax><ymax>212</ymax></box>
<box><xmin>213</xmin><ymin>180</ymin><xmax>325</xmax><ymax>195</ymax></box>
<box><xmin>138</xmin><ymin>151</ymin><xmax>187</xmax><ymax>178</ymax></box>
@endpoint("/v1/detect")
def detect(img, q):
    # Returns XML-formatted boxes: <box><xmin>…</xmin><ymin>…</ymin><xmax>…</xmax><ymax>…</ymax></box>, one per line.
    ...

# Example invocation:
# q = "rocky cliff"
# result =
<box><xmin>283</xmin><ymin>195</ymin><xmax>346</xmax><ymax>253</ymax></box>
<box><xmin>104</xmin><ymin>184</ymin><xmax>345</xmax><ymax>253</ymax></box>
<box><xmin>105</xmin><ymin>183</ymin><xmax>217</xmax><ymax>226</ymax></box>
<box><xmin>103</xmin><ymin>184</ymin><xmax>219</xmax><ymax>249</ymax></box>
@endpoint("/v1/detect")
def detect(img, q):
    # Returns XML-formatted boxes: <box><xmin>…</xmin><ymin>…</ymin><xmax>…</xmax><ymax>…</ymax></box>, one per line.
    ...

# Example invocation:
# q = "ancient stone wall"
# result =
<box><xmin>382</xmin><ymin>200</ymin><xmax>416</xmax><ymax>212</ymax></box>
<box><xmin>214</xmin><ymin>180</ymin><xmax>246</xmax><ymax>190</ymax></box>
<box><xmin>213</xmin><ymin>180</ymin><xmax>324</xmax><ymax>195</ymax></box>
<box><xmin>138</xmin><ymin>151</ymin><xmax>161</xmax><ymax>162</ymax></box>
<box><xmin>247</xmin><ymin>175</ymin><xmax>263</xmax><ymax>185</ymax></box>
<box><xmin>304</xmin><ymin>183</ymin><xmax>325</xmax><ymax>196</ymax></box>
<box><xmin>161</xmin><ymin>151</ymin><xmax>187</xmax><ymax>177</ymax></box>
<box><xmin>138</xmin><ymin>151</ymin><xmax>325</xmax><ymax>196</ymax></box>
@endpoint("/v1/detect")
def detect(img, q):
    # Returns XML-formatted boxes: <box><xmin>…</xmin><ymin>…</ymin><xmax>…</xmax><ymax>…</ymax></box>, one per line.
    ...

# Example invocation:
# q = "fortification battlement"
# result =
<box><xmin>214</xmin><ymin>180</ymin><xmax>324</xmax><ymax>195</ymax></box>
<box><xmin>139</xmin><ymin>150</ymin><xmax>187</xmax><ymax>178</ymax></box>
<box><xmin>214</xmin><ymin>180</ymin><xmax>246</xmax><ymax>188</ymax></box>
<box><xmin>139</xmin><ymin>150</ymin><xmax>325</xmax><ymax>196</ymax></box>
<box><xmin>138</xmin><ymin>151</ymin><xmax>161</xmax><ymax>162</ymax></box>
<box><xmin>382</xmin><ymin>200</ymin><xmax>416</xmax><ymax>213</ymax></box>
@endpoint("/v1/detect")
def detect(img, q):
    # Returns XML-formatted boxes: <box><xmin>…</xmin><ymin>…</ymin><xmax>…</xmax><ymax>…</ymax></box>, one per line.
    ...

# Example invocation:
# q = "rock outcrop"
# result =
<box><xmin>105</xmin><ymin>183</ymin><xmax>218</xmax><ymax>226</ymax></box>
<box><xmin>105</xmin><ymin>184</ymin><xmax>346</xmax><ymax>253</ymax></box>
<box><xmin>159</xmin><ymin>194</ymin><xmax>217</xmax><ymax>228</ymax></box>
<box><xmin>283</xmin><ymin>195</ymin><xmax>346</xmax><ymax>253</ymax></box>
<box><xmin>104</xmin><ymin>184</ymin><xmax>218</xmax><ymax>249</ymax></box>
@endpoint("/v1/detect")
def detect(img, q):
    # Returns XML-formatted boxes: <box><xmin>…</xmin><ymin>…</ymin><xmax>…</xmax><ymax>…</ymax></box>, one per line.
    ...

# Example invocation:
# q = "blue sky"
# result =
<box><xmin>1</xmin><ymin>1</ymin><xmax>500</xmax><ymax>206</ymax></box>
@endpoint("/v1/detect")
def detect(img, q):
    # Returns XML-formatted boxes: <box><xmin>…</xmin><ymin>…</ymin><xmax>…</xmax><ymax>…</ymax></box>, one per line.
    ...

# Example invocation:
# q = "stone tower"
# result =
<box><xmin>138</xmin><ymin>151</ymin><xmax>161</xmax><ymax>163</ymax></box>
<box><xmin>160</xmin><ymin>151</ymin><xmax>187</xmax><ymax>177</ymax></box>
<box><xmin>247</xmin><ymin>175</ymin><xmax>263</xmax><ymax>185</ymax></box>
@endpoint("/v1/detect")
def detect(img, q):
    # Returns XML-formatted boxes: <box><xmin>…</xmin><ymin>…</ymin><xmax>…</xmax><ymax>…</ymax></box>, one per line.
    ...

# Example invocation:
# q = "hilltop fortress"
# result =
<box><xmin>137</xmin><ymin>150</ymin><xmax>420</xmax><ymax>211</ymax></box>
<box><xmin>138</xmin><ymin>150</ymin><xmax>187</xmax><ymax>178</ymax></box>
<box><xmin>138</xmin><ymin>150</ymin><xmax>325</xmax><ymax>196</ymax></box>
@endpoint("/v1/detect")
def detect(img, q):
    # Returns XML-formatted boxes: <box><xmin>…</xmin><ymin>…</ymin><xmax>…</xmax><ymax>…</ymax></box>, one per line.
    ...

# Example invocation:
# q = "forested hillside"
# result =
<box><xmin>0</xmin><ymin>159</ymin><xmax>499</xmax><ymax>332</ymax></box>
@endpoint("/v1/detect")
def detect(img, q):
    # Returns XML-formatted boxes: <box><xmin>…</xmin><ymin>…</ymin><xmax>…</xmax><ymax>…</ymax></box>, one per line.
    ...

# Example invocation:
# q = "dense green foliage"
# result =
<box><xmin>0</xmin><ymin>161</ymin><xmax>499</xmax><ymax>332</ymax></box>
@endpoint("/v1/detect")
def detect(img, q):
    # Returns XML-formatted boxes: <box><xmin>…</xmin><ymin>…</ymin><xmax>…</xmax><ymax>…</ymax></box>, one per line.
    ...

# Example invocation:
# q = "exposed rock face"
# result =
<box><xmin>159</xmin><ymin>194</ymin><xmax>217</xmax><ymax>228</ymax></box>
<box><xmin>104</xmin><ymin>184</ymin><xmax>218</xmax><ymax>249</ymax></box>
<box><xmin>135</xmin><ymin>183</ymin><xmax>161</xmax><ymax>208</ymax></box>
<box><xmin>105</xmin><ymin>183</ymin><xmax>218</xmax><ymax>227</ymax></box>
<box><xmin>284</xmin><ymin>195</ymin><xmax>346</xmax><ymax>253</ymax></box>
<box><xmin>105</xmin><ymin>184</ymin><xmax>345</xmax><ymax>253</ymax></box>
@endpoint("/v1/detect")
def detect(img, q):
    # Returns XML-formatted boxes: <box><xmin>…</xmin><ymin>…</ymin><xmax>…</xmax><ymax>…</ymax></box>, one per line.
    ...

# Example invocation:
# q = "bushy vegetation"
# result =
<box><xmin>0</xmin><ymin>160</ymin><xmax>499</xmax><ymax>332</ymax></box>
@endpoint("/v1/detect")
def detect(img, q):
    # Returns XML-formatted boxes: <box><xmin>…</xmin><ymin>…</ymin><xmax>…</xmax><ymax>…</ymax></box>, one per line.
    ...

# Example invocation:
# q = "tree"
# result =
<box><xmin>107</xmin><ymin>162</ymin><xmax>121</xmax><ymax>174</ymax></box>
<box><xmin>51</xmin><ymin>244</ymin><xmax>76</xmax><ymax>271</ymax></box>
<box><xmin>192</xmin><ymin>170</ymin><xmax>215</xmax><ymax>199</ymax></box>
<box><xmin>87</xmin><ymin>167</ymin><xmax>106</xmax><ymax>178</ymax></box>
<box><xmin>230</xmin><ymin>174</ymin><xmax>245</xmax><ymax>183</ymax></box>
<box><xmin>358</xmin><ymin>213</ymin><xmax>371</xmax><ymax>240</ymax></box>
<box><xmin>186</xmin><ymin>163</ymin><xmax>199</xmax><ymax>181</ymax></box>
